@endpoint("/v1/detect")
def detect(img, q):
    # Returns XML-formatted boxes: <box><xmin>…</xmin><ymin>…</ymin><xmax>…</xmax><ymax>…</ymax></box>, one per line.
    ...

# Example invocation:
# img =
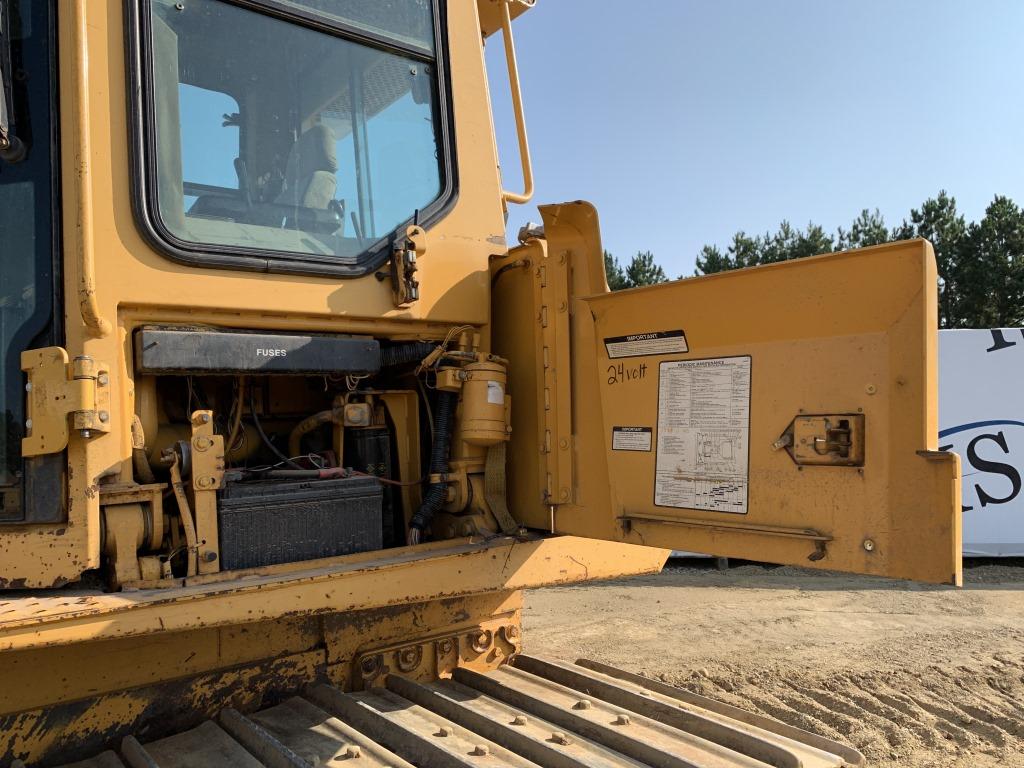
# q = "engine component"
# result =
<box><xmin>345</xmin><ymin>425</ymin><xmax>399</xmax><ymax>548</ymax></box>
<box><xmin>288</xmin><ymin>407</ymin><xmax>344</xmax><ymax>457</ymax></box>
<box><xmin>218</xmin><ymin>475</ymin><xmax>383</xmax><ymax>570</ymax></box>
<box><xmin>134</xmin><ymin>326</ymin><xmax>381</xmax><ymax>375</ymax></box>
<box><xmin>410</xmin><ymin>390</ymin><xmax>458</xmax><ymax>539</ymax></box>
<box><xmin>379</xmin><ymin>341</ymin><xmax>438</xmax><ymax>368</ymax></box>
<box><xmin>459</xmin><ymin>358</ymin><xmax>510</xmax><ymax>447</ymax></box>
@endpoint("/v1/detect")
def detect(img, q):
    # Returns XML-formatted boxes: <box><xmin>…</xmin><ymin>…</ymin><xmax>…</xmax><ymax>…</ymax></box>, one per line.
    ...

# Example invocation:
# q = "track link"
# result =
<box><xmin>25</xmin><ymin>657</ymin><xmax>863</xmax><ymax>768</ymax></box>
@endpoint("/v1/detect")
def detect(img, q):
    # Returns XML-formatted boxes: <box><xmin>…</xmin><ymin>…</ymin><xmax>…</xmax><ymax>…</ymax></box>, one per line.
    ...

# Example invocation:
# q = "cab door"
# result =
<box><xmin>492</xmin><ymin>202</ymin><xmax>961</xmax><ymax>586</ymax></box>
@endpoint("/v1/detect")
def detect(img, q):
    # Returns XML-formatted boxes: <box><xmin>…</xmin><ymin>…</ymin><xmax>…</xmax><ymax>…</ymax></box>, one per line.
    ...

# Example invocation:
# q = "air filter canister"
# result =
<box><xmin>459</xmin><ymin>359</ymin><xmax>510</xmax><ymax>447</ymax></box>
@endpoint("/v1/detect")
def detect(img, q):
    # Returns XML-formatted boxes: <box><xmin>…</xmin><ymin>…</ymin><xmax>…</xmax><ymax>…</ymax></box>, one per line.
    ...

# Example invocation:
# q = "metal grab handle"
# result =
<box><xmin>72</xmin><ymin>1</ymin><xmax>111</xmax><ymax>338</ymax></box>
<box><xmin>498</xmin><ymin>0</ymin><xmax>535</xmax><ymax>205</ymax></box>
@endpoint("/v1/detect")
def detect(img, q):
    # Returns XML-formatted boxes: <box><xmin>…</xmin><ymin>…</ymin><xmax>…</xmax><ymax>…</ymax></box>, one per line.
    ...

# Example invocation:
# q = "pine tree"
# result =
<box><xmin>603</xmin><ymin>250</ymin><xmax>629</xmax><ymax>291</ymax></box>
<box><xmin>624</xmin><ymin>251</ymin><xmax>668</xmax><ymax>287</ymax></box>
<box><xmin>892</xmin><ymin>191</ymin><xmax>967</xmax><ymax>328</ymax></box>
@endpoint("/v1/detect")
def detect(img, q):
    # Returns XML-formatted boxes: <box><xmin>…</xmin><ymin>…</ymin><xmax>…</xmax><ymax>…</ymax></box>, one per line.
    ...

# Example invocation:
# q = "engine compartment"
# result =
<box><xmin>103</xmin><ymin>324</ymin><xmax>514</xmax><ymax>589</ymax></box>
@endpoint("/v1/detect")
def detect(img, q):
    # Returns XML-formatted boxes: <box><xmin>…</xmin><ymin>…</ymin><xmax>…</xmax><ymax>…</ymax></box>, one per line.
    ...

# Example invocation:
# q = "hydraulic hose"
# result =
<box><xmin>380</xmin><ymin>341</ymin><xmax>438</xmax><ymax>368</ymax></box>
<box><xmin>410</xmin><ymin>390</ymin><xmax>458</xmax><ymax>538</ymax></box>
<box><xmin>250</xmin><ymin>390</ymin><xmax>303</xmax><ymax>469</ymax></box>
<box><xmin>288</xmin><ymin>408</ymin><xmax>342</xmax><ymax>458</ymax></box>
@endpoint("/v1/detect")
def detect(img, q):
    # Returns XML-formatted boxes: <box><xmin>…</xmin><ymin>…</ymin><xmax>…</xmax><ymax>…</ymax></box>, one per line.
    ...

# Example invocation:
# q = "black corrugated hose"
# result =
<box><xmin>410</xmin><ymin>390</ymin><xmax>458</xmax><ymax>534</ymax></box>
<box><xmin>380</xmin><ymin>341</ymin><xmax>438</xmax><ymax>368</ymax></box>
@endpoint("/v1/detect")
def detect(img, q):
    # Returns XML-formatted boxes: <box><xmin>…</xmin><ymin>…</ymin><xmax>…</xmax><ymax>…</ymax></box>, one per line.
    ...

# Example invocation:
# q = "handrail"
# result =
<box><xmin>498</xmin><ymin>0</ymin><xmax>534</xmax><ymax>205</ymax></box>
<box><xmin>72</xmin><ymin>1</ymin><xmax>111</xmax><ymax>338</ymax></box>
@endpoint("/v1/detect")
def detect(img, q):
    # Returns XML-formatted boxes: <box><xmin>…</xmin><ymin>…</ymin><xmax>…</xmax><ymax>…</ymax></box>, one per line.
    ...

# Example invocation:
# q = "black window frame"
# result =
<box><xmin>0</xmin><ymin>0</ymin><xmax>66</xmax><ymax>525</ymax></box>
<box><xmin>124</xmin><ymin>0</ymin><xmax>458</xmax><ymax>278</ymax></box>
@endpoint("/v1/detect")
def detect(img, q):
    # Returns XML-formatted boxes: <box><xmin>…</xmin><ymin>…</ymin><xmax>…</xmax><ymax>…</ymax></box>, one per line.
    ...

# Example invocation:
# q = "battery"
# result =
<box><xmin>217</xmin><ymin>475</ymin><xmax>383</xmax><ymax>571</ymax></box>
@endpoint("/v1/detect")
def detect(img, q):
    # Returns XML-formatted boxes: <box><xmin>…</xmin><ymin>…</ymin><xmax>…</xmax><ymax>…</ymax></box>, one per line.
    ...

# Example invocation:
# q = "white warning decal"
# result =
<box><xmin>612</xmin><ymin>426</ymin><xmax>653</xmax><ymax>452</ymax></box>
<box><xmin>655</xmin><ymin>356</ymin><xmax>751</xmax><ymax>514</ymax></box>
<box><xmin>605</xmin><ymin>330</ymin><xmax>688</xmax><ymax>359</ymax></box>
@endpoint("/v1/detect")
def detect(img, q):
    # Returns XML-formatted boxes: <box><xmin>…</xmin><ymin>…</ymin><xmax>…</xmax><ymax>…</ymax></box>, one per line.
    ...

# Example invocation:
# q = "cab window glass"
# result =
<box><xmin>145</xmin><ymin>0</ymin><xmax>446</xmax><ymax>265</ymax></box>
<box><xmin>178</xmin><ymin>85</ymin><xmax>240</xmax><ymax>210</ymax></box>
<box><xmin>0</xmin><ymin>0</ymin><xmax>57</xmax><ymax>498</ymax></box>
<box><xmin>276</xmin><ymin>0</ymin><xmax>435</xmax><ymax>52</ymax></box>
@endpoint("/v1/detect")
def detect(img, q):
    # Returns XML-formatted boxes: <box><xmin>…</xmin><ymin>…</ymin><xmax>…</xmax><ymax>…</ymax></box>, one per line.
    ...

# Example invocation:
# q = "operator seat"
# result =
<box><xmin>275</xmin><ymin>124</ymin><xmax>339</xmax><ymax>210</ymax></box>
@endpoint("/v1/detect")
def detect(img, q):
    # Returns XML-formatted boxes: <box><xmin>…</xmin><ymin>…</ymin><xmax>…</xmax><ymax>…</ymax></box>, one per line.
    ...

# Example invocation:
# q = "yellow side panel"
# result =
<box><xmin>494</xmin><ymin>202</ymin><xmax>961</xmax><ymax>586</ymax></box>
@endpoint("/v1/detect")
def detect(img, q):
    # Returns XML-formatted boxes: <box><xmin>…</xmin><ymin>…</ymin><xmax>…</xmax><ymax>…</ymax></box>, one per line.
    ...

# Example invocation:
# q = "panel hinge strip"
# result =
<box><xmin>21</xmin><ymin>347</ymin><xmax>111</xmax><ymax>457</ymax></box>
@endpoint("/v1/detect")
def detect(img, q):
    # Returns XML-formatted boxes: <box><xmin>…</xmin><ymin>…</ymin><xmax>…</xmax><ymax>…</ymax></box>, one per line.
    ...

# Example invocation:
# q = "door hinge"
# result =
<box><xmin>22</xmin><ymin>347</ymin><xmax>112</xmax><ymax>457</ymax></box>
<box><xmin>775</xmin><ymin>414</ymin><xmax>865</xmax><ymax>467</ymax></box>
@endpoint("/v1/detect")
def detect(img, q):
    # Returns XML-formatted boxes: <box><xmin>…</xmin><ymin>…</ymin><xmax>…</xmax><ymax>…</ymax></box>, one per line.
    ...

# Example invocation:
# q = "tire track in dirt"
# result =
<box><xmin>677</xmin><ymin>651</ymin><xmax>1024</xmax><ymax>766</ymax></box>
<box><xmin>524</xmin><ymin>562</ymin><xmax>1024</xmax><ymax>767</ymax></box>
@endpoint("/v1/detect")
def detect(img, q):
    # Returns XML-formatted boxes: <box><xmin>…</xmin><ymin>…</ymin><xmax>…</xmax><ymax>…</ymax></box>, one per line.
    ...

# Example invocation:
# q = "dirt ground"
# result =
<box><xmin>522</xmin><ymin>559</ymin><xmax>1024</xmax><ymax>768</ymax></box>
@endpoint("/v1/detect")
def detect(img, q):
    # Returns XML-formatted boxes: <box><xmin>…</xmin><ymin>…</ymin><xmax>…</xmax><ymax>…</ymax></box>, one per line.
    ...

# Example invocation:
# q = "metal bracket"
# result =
<box><xmin>190</xmin><ymin>410</ymin><xmax>225</xmax><ymax>574</ymax></box>
<box><xmin>390</xmin><ymin>225</ymin><xmax>426</xmax><ymax>308</ymax></box>
<box><xmin>21</xmin><ymin>347</ymin><xmax>111</xmax><ymax>457</ymax></box>
<box><xmin>622</xmin><ymin>513</ymin><xmax>832</xmax><ymax>563</ymax></box>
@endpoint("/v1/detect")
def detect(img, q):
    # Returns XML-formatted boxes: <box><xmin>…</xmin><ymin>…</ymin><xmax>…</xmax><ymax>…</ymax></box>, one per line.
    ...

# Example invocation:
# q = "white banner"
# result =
<box><xmin>939</xmin><ymin>329</ymin><xmax>1024</xmax><ymax>556</ymax></box>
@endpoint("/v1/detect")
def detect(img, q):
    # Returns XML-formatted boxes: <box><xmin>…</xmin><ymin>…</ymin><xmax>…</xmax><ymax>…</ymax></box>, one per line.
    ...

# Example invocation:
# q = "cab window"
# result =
<box><xmin>135</xmin><ymin>0</ymin><xmax>451</xmax><ymax>274</ymax></box>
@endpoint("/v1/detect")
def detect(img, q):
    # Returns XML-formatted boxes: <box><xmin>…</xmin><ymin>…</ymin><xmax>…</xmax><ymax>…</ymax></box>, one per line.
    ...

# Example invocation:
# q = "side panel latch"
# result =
<box><xmin>775</xmin><ymin>414</ymin><xmax>865</xmax><ymax>467</ymax></box>
<box><xmin>21</xmin><ymin>347</ymin><xmax>111</xmax><ymax>457</ymax></box>
<box><xmin>390</xmin><ymin>225</ymin><xmax>426</xmax><ymax>308</ymax></box>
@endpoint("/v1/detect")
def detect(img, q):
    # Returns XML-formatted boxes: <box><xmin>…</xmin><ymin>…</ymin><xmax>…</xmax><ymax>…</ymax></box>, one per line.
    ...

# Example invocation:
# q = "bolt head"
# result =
<box><xmin>24</xmin><ymin>419</ymin><xmax>32</xmax><ymax>430</ymax></box>
<box><xmin>471</xmin><ymin>745</ymin><xmax>489</xmax><ymax>756</ymax></box>
<box><xmin>511</xmin><ymin>714</ymin><xmax>528</xmax><ymax>726</ymax></box>
<box><xmin>97</xmin><ymin>373</ymin><xmax>109</xmax><ymax>386</ymax></box>
<box><xmin>614</xmin><ymin>713</ymin><xmax>631</xmax><ymax>725</ymax></box>
<box><xmin>863</xmin><ymin>538</ymin><xmax>876</xmax><ymax>552</ymax></box>
<box><xmin>98</xmin><ymin>411</ymin><xmax>109</xmax><ymax>423</ymax></box>
<box><xmin>574</xmin><ymin>699</ymin><xmax>592</xmax><ymax>710</ymax></box>
<box><xmin>24</xmin><ymin>382</ymin><xmax>31</xmax><ymax>392</ymax></box>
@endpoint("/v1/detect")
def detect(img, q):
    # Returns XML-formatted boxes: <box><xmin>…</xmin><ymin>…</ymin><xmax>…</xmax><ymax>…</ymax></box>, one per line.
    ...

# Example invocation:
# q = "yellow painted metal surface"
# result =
<box><xmin>493</xmin><ymin>202</ymin><xmax>961</xmax><ymax>586</ymax></box>
<box><xmin>0</xmin><ymin>591</ymin><xmax>527</xmax><ymax>765</ymax></box>
<box><xmin>477</xmin><ymin>0</ymin><xmax>534</xmax><ymax>37</ymax></box>
<box><xmin>0</xmin><ymin>0</ymin><xmax>960</xmax><ymax>761</ymax></box>
<box><xmin>0</xmin><ymin>536</ymin><xmax>664</xmax><ymax>764</ymax></box>
<box><xmin>0</xmin><ymin>536</ymin><xmax>666</xmax><ymax>652</ymax></box>
<box><xmin>1</xmin><ymin>0</ymin><xmax>510</xmax><ymax>588</ymax></box>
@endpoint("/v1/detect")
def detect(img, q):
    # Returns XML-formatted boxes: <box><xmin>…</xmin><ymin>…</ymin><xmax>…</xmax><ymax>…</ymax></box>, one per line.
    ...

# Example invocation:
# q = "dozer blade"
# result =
<box><xmin>37</xmin><ymin>657</ymin><xmax>863</xmax><ymax>768</ymax></box>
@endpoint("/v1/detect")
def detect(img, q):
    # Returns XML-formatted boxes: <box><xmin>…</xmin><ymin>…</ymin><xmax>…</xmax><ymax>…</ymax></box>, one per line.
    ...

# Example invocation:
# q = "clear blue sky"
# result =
<box><xmin>486</xmin><ymin>0</ymin><xmax>1024</xmax><ymax>277</ymax></box>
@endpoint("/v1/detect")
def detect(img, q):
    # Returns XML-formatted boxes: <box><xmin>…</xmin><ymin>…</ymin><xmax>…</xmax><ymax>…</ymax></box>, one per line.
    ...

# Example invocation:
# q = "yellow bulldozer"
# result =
<box><xmin>0</xmin><ymin>0</ymin><xmax>961</xmax><ymax>765</ymax></box>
